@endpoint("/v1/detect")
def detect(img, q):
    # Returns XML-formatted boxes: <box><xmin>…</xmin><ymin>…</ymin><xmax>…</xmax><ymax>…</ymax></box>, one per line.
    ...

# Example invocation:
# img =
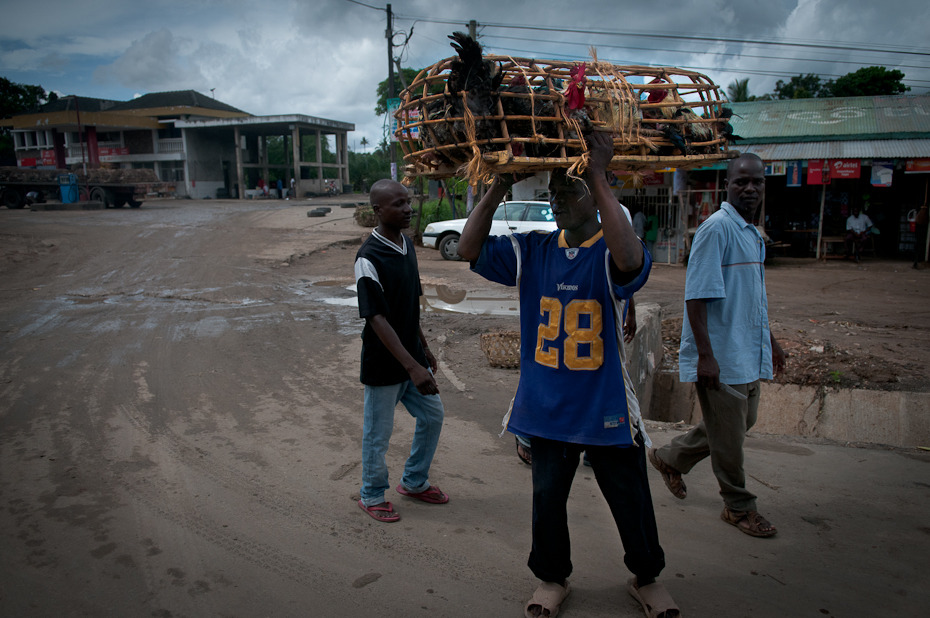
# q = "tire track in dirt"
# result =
<box><xmin>111</xmin><ymin>348</ymin><xmax>492</xmax><ymax>591</ymax></box>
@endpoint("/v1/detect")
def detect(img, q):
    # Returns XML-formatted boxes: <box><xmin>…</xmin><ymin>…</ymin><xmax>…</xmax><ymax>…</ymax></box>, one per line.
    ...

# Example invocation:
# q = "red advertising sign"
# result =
<box><xmin>807</xmin><ymin>159</ymin><xmax>831</xmax><ymax>185</ymax></box>
<box><xmin>830</xmin><ymin>159</ymin><xmax>861</xmax><ymax>179</ymax></box>
<box><xmin>905</xmin><ymin>159</ymin><xmax>930</xmax><ymax>174</ymax></box>
<box><xmin>40</xmin><ymin>150</ymin><xmax>57</xmax><ymax>166</ymax></box>
<box><xmin>18</xmin><ymin>158</ymin><xmax>37</xmax><ymax>167</ymax></box>
<box><xmin>98</xmin><ymin>146</ymin><xmax>130</xmax><ymax>161</ymax></box>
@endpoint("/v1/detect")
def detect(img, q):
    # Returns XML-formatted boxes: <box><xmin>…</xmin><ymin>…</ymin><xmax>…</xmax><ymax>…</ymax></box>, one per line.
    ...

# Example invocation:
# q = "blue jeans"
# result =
<box><xmin>528</xmin><ymin>434</ymin><xmax>665</xmax><ymax>583</ymax></box>
<box><xmin>360</xmin><ymin>379</ymin><xmax>444</xmax><ymax>507</ymax></box>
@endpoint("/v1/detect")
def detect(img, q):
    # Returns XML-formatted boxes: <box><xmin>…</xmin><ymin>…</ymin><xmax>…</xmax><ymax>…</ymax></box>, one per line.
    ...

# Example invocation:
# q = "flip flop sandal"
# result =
<box><xmin>358</xmin><ymin>500</ymin><xmax>400</xmax><ymax>522</ymax></box>
<box><xmin>395</xmin><ymin>484</ymin><xmax>449</xmax><ymax>504</ymax></box>
<box><xmin>627</xmin><ymin>578</ymin><xmax>680</xmax><ymax>618</ymax></box>
<box><xmin>524</xmin><ymin>581</ymin><xmax>570</xmax><ymax>618</ymax></box>
<box><xmin>516</xmin><ymin>436</ymin><xmax>532</xmax><ymax>466</ymax></box>
<box><xmin>721</xmin><ymin>506</ymin><xmax>777</xmax><ymax>538</ymax></box>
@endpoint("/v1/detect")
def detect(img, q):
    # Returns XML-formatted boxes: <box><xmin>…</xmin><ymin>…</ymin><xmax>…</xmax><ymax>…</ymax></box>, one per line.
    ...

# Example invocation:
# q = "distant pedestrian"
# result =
<box><xmin>649</xmin><ymin>153</ymin><xmax>785</xmax><ymax>538</ymax></box>
<box><xmin>277</xmin><ymin>178</ymin><xmax>284</xmax><ymax>199</ymax></box>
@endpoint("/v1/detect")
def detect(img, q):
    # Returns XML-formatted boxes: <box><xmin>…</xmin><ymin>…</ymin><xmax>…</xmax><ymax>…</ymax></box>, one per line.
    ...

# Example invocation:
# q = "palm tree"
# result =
<box><xmin>727</xmin><ymin>78</ymin><xmax>752</xmax><ymax>102</ymax></box>
<box><xmin>360</xmin><ymin>137</ymin><xmax>369</xmax><ymax>153</ymax></box>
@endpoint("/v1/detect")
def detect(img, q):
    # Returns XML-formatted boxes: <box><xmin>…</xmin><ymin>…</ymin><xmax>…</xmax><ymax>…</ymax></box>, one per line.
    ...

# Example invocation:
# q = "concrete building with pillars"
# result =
<box><xmin>2</xmin><ymin>90</ymin><xmax>354</xmax><ymax>200</ymax></box>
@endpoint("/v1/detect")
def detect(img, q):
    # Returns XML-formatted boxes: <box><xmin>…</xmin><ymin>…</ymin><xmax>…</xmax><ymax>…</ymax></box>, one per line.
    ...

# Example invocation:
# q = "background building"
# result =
<box><xmin>689</xmin><ymin>94</ymin><xmax>930</xmax><ymax>259</ymax></box>
<box><xmin>3</xmin><ymin>90</ymin><xmax>354</xmax><ymax>199</ymax></box>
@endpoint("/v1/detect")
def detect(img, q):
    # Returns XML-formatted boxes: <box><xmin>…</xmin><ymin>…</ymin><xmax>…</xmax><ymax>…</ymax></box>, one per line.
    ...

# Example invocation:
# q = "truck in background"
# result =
<box><xmin>0</xmin><ymin>167</ymin><xmax>173</xmax><ymax>209</ymax></box>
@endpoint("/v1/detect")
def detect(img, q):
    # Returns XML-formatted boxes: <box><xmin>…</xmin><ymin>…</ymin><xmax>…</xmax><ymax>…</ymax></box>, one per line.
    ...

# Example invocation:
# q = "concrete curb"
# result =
<box><xmin>647</xmin><ymin>370</ymin><xmax>930</xmax><ymax>448</ymax></box>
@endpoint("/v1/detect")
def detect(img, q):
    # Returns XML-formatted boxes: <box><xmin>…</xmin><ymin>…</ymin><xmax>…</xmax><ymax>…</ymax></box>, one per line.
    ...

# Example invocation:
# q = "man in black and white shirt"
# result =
<box><xmin>353</xmin><ymin>179</ymin><xmax>449</xmax><ymax>523</ymax></box>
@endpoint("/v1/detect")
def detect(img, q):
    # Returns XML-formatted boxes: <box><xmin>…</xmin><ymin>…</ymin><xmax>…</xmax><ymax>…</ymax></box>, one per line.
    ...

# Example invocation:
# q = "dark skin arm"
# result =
<box><xmin>457</xmin><ymin>176</ymin><xmax>513</xmax><ymax>263</ymax></box>
<box><xmin>687</xmin><ymin>299</ymin><xmax>786</xmax><ymax>389</ymax></box>
<box><xmin>624</xmin><ymin>297</ymin><xmax>637</xmax><ymax>343</ymax></box>
<box><xmin>368</xmin><ymin>315</ymin><xmax>439</xmax><ymax>395</ymax></box>
<box><xmin>771</xmin><ymin>332</ymin><xmax>785</xmax><ymax>374</ymax></box>
<box><xmin>686</xmin><ymin>299</ymin><xmax>721</xmax><ymax>390</ymax></box>
<box><xmin>586</xmin><ymin>132</ymin><xmax>643</xmax><ymax>272</ymax></box>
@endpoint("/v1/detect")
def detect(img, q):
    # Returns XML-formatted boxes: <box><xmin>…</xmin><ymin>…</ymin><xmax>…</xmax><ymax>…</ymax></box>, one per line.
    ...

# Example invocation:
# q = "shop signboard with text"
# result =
<box><xmin>786</xmin><ymin>161</ymin><xmax>803</xmax><ymax>187</ymax></box>
<box><xmin>807</xmin><ymin>159</ymin><xmax>830</xmax><ymax>185</ymax></box>
<box><xmin>905</xmin><ymin>159</ymin><xmax>930</xmax><ymax>174</ymax></box>
<box><xmin>871</xmin><ymin>161</ymin><xmax>894</xmax><ymax>187</ymax></box>
<box><xmin>830</xmin><ymin>159</ymin><xmax>861</xmax><ymax>179</ymax></box>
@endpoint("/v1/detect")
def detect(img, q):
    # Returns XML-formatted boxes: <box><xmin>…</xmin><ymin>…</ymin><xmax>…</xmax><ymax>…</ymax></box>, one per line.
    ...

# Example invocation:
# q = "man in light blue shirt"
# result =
<box><xmin>649</xmin><ymin>153</ymin><xmax>785</xmax><ymax>538</ymax></box>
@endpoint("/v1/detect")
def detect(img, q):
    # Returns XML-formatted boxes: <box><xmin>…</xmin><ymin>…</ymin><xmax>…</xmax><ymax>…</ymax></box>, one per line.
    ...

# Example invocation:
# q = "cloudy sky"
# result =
<box><xmin>2</xmin><ymin>0</ymin><xmax>928</xmax><ymax>150</ymax></box>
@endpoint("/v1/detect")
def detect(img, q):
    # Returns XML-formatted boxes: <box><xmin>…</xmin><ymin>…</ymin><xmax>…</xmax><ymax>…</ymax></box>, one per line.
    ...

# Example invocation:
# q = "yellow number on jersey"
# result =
<box><xmin>564</xmin><ymin>299</ymin><xmax>603</xmax><ymax>370</ymax></box>
<box><xmin>535</xmin><ymin>297</ymin><xmax>604</xmax><ymax>371</ymax></box>
<box><xmin>535</xmin><ymin>296</ymin><xmax>562</xmax><ymax>368</ymax></box>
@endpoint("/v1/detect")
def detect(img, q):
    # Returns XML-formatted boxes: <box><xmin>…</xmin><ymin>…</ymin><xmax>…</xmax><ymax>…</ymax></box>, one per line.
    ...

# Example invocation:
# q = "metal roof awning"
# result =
<box><xmin>176</xmin><ymin>114</ymin><xmax>354</xmax><ymax>134</ymax></box>
<box><xmin>737</xmin><ymin>139</ymin><xmax>930</xmax><ymax>161</ymax></box>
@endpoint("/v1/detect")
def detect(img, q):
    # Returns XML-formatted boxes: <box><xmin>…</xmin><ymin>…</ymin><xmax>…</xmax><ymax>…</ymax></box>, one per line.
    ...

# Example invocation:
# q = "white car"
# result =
<box><xmin>422</xmin><ymin>201</ymin><xmax>556</xmax><ymax>261</ymax></box>
<box><xmin>422</xmin><ymin>200</ymin><xmax>634</xmax><ymax>261</ymax></box>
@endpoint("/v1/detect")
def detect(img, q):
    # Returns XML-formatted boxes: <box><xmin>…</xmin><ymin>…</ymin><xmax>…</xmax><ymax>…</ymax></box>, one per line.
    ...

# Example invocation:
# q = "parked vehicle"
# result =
<box><xmin>0</xmin><ymin>167</ymin><xmax>170</xmax><ymax>209</ymax></box>
<box><xmin>422</xmin><ymin>201</ymin><xmax>556</xmax><ymax>261</ymax></box>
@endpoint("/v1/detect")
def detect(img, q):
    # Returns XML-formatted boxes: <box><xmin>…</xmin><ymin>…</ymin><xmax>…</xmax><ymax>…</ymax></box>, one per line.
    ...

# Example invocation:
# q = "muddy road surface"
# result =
<box><xmin>1</xmin><ymin>198</ymin><xmax>928</xmax><ymax>617</ymax></box>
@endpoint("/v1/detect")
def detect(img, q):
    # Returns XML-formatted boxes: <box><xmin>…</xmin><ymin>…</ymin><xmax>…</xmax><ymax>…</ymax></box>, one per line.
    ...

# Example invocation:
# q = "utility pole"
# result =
<box><xmin>468</xmin><ymin>19</ymin><xmax>477</xmax><ymax>41</ymax></box>
<box><xmin>386</xmin><ymin>3</ymin><xmax>396</xmax><ymax>180</ymax></box>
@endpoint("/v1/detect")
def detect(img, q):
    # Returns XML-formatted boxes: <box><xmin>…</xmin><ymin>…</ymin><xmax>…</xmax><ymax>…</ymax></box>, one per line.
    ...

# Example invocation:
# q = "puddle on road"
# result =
<box><xmin>305</xmin><ymin>281</ymin><xmax>519</xmax><ymax>316</ymax></box>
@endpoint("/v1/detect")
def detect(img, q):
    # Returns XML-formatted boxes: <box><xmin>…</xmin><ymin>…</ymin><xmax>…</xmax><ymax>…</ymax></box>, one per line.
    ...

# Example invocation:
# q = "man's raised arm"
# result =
<box><xmin>456</xmin><ymin>177</ymin><xmax>512</xmax><ymax>262</ymax></box>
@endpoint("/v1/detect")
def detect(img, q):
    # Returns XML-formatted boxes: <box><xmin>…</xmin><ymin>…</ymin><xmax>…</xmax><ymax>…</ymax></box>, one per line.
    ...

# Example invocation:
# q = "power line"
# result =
<box><xmin>485</xmin><ymin>42</ymin><xmax>930</xmax><ymax>87</ymax></box>
<box><xmin>483</xmin><ymin>33</ymin><xmax>930</xmax><ymax>73</ymax></box>
<box><xmin>341</xmin><ymin>0</ymin><xmax>385</xmax><ymax>11</ymax></box>
<box><xmin>392</xmin><ymin>14</ymin><xmax>930</xmax><ymax>58</ymax></box>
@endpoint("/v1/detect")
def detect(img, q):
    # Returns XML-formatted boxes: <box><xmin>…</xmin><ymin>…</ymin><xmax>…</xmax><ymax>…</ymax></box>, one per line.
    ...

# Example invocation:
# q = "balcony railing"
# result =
<box><xmin>156</xmin><ymin>139</ymin><xmax>184</xmax><ymax>154</ymax></box>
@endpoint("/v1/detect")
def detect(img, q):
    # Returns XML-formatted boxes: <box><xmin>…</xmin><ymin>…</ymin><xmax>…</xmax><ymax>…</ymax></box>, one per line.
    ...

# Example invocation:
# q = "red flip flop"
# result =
<box><xmin>395</xmin><ymin>484</ymin><xmax>449</xmax><ymax>504</ymax></box>
<box><xmin>358</xmin><ymin>500</ymin><xmax>400</xmax><ymax>522</ymax></box>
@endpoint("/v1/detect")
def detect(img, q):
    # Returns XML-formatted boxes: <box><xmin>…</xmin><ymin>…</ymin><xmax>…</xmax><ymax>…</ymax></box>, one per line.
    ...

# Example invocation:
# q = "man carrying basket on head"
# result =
<box><xmin>458</xmin><ymin>132</ymin><xmax>679</xmax><ymax>618</ymax></box>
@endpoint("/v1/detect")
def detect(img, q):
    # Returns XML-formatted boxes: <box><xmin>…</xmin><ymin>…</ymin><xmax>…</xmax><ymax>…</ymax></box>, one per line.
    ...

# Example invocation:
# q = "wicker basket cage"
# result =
<box><xmin>394</xmin><ymin>54</ymin><xmax>737</xmax><ymax>185</ymax></box>
<box><xmin>479</xmin><ymin>331</ymin><xmax>521</xmax><ymax>369</ymax></box>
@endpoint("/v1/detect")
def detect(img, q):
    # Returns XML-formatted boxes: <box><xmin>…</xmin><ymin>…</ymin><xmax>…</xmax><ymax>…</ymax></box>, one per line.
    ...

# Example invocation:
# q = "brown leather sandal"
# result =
<box><xmin>721</xmin><ymin>506</ymin><xmax>777</xmax><ymax>537</ymax></box>
<box><xmin>648</xmin><ymin>448</ymin><xmax>686</xmax><ymax>499</ymax></box>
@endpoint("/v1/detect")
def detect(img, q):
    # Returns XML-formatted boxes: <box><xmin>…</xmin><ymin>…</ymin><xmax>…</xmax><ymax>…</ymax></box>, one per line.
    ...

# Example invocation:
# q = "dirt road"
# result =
<box><xmin>1</xmin><ymin>197</ymin><xmax>928</xmax><ymax>617</ymax></box>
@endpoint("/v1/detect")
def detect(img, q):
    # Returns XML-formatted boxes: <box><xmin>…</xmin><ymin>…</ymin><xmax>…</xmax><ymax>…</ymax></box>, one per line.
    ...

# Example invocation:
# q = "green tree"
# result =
<box><xmin>348</xmin><ymin>149</ymin><xmax>391</xmax><ymax>191</ymax></box>
<box><xmin>374</xmin><ymin>67</ymin><xmax>423</xmax><ymax>115</ymax></box>
<box><xmin>829</xmin><ymin>66</ymin><xmax>909</xmax><ymax>97</ymax></box>
<box><xmin>1</xmin><ymin>77</ymin><xmax>58</xmax><ymax>165</ymax></box>
<box><xmin>772</xmin><ymin>73</ymin><xmax>831</xmax><ymax>99</ymax></box>
<box><xmin>726</xmin><ymin>78</ymin><xmax>753</xmax><ymax>102</ymax></box>
<box><xmin>0</xmin><ymin>77</ymin><xmax>56</xmax><ymax>118</ymax></box>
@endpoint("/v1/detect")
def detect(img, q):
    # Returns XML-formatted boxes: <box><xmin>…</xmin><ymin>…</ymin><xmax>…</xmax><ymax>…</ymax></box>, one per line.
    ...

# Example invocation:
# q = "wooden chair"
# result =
<box><xmin>819</xmin><ymin>236</ymin><xmax>846</xmax><ymax>260</ymax></box>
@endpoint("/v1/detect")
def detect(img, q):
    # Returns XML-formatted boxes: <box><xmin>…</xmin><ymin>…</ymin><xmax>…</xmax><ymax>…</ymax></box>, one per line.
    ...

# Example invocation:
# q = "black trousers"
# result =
<box><xmin>527</xmin><ymin>434</ymin><xmax>665</xmax><ymax>583</ymax></box>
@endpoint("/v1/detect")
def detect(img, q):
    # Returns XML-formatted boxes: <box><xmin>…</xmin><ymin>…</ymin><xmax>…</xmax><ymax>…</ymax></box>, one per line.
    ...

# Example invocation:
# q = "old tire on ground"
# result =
<box><xmin>2</xmin><ymin>187</ymin><xmax>26</xmax><ymax>209</ymax></box>
<box><xmin>436</xmin><ymin>285</ymin><xmax>467</xmax><ymax>304</ymax></box>
<box><xmin>438</xmin><ymin>233</ymin><xmax>462</xmax><ymax>261</ymax></box>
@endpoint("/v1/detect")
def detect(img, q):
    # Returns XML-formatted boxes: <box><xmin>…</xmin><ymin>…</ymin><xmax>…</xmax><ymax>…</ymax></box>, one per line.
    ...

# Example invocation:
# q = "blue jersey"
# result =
<box><xmin>473</xmin><ymin>229</ymin><xmax>651</xmax><ymax>446</ymax></box>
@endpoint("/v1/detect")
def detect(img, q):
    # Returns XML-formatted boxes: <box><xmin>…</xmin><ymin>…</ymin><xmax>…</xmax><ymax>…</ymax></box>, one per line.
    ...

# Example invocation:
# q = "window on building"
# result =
<box><xmin>97</xmin><ymin>131</ymin><xmax>121</xmax><ymax>145</ymax></box>
<box><xmin>158</xmin><ymin>161</ymin><xmax>185</xmax><ymax>183</ymax></box>
<box><xmin>157</xmin><ymin>124</ymin><xmax>182</xmax><ymax>139</ymax></box>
